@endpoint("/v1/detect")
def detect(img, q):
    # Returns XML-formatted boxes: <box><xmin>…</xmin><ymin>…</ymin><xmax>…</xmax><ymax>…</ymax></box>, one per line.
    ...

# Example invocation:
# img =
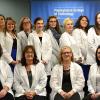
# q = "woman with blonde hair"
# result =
<box><xmin>50</xmin><ymin>46</ymin><xmax>85</xmax><ymax>100</ymax></box>
<box><xmin>59</xmin><ymin>17</ymin><xmax>82</xmax><ymax>64</ymax></box>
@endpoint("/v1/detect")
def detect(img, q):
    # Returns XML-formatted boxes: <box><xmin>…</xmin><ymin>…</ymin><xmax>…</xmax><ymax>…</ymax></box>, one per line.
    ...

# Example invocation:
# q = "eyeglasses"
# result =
<box><xmin>23</xmin><ymin>21</ymin><xmax>30</xmax><ymax>24</ymax></box>
<box><xmin>62</xmin><ymin>52</ymin><xmax>72</xmax><ymax>55</ymax></box>
<box><xmin>49</xmin><ymin>21</ymin><xmax>56</xmax><ymax>23</ymax></box>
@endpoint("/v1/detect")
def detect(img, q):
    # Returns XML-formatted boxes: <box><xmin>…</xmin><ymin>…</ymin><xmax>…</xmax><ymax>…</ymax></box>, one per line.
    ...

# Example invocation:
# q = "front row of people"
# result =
<box><xmin>0</xmin><ymin>44</ymin><xmax>100</xmax><ymax>100</ymax></box>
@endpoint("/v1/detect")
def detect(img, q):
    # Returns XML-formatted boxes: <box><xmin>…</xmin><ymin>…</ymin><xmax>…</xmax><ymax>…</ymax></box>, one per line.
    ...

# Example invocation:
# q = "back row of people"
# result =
<box><xmin>0</xmin><ymin>12</ymin><xmax>100</xmax><ymax>100</ymax></box>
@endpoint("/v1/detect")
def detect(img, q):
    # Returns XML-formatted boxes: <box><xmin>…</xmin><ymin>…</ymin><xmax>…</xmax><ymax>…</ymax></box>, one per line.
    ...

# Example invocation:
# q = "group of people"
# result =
<box><xmin>0</xmin><ymin>12</ymin><xmax>100</xmax><ymax>100</ymax></box>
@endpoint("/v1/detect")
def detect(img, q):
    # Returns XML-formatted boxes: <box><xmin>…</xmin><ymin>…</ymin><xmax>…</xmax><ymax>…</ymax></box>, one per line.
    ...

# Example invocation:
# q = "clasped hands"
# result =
<box><xmin>60</xmin><ymin>90</ymin><xmax>75</xmax><ymax>100</ymax></box>
<box><xmin>24</xmin><ymin>91</ymin><xmax>36</xmax><ymax>100</ymax></box>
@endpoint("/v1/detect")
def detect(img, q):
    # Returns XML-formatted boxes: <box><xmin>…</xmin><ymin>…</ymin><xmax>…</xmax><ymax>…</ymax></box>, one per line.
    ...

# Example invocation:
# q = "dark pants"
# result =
<box><xmin>79</xmin><ymin>64</ymin><xmax>90</xmax><ymax>97</ymax></box>
<box><xmin>54</xmin><ymin>92</ymin><xmax>80</xmax><ymax>100</ymax></box>
<box><xmin>46</xmin><ymin>75</ymin><xmax>52</xmax><ymax>100</ymax></box>
<box><xmin>15</xmin><ymin>95</ymin><xmax>46</xmax><ymax>100</ymax></box>
<box><xmin>0</xmin><ymin>92</ymin><xmax>14</xmax><ymax>100</ymax></box>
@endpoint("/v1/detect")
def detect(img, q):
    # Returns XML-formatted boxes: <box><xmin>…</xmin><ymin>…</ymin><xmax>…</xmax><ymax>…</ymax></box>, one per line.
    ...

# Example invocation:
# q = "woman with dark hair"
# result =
<box><xmin>73</xmin><ymin>15</ymin><xmax>90</xmax><ymax>97</ymax></box>
<box><xmin>86</xmin><ymin>12</ymin><xmax>100</xmax><ymax>65</ymax></box>
<box><xmin>14</xmin><ymin>45</ymin><xmax>47</xmax><ymax>100</ymax></box>
<box><xmin>73</xmin><ymin>15</ymin><xmax>89</xmax><ymax>64</ymax></box>
<box><xmin>50</xmin><ymin>46</ymin><xmax>85</xmax><ymax>100</ymax></box>
<box><xmin>87</xmin><ymin>45</ymin><xmax>100</xmax><ymax>100</ymax></box>
<box><xmin>45</xmin><ymin>16</ymin><xmax>61</xmax><ymax>67</ymax></box>
<box><xmin>28</xmin><ymin>17</ymin><xmax>52</xmax><ymax>100</ymax></box>
<box><xmin>0</xmin><ymin>44</ymin><xmax>14</xmax><ymax>100</ymax></box>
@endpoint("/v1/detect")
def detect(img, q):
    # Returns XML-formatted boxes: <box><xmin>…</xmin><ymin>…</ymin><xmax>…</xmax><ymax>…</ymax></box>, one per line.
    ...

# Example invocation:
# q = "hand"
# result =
<box><xmin>91</xmin><ymin>93</ymin><xmax>96</xmax><ymax>100</ymax></box>
<box><xmin>75</xmin><ymin>57</ymin><xmax>82</xmax><ymax>64</ymax></box>
<box><xmin>0</xmin><ymin>89</ymin><xmax>7</xmax><ymax>98</ymax></box>
<box><xmin>42</xmin><ymin>60</ymin><xmax>47</xmax><ymax>65</ymax></box>
<box><xmin>65</xmin><ymin>90</ymin><xmax>74</xmax><ymax>99</ymax></box>
<box><xmin>60</xmin><ymin>91</ymin><xmax>66</xmax><ymax>99</ymax></box>
<box><xmin>95</xmin><ymin>92</ymin><xmax>100</xmax><ymax>99</ymax></box>
<box><xmin>24</xmin><ymin>91</ymin><xmax>36</xmax><ymax>99</ymax></box>
<box><xmin>11</xmin><ymin>60</ymin><xmax>20</xmax><ymax>65</ymax></box>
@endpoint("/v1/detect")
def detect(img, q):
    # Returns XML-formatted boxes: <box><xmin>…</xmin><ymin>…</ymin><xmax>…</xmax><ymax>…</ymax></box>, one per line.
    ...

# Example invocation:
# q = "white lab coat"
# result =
<box><xmin>87</xmin><ymin>63</ymin><xmax>99</xmax><ymax>93</ymax></box>
<box><xmin>0</xmin><ymin>32</ymin><xmax>13</xmax><ymax>63</ymax></box>
<box><xmin>59</xmin><ymin>31</ymin><xmax>82</xmax><ymax>61</ymax></box>
<box><xmin>46</xmin><ymin>29</ymin><xmax>60</xmax><ymax>68</ymax></box>
<box><xmin>2</xmin><ymin>32</ymin><xmax>22</xmax><ymax>62</ymax></box>
<box><xmin>50</xmin><ymin>62</ymin><xmax>85</xmax><ymax>100</ymax></box>
<box><xmin>72</xmin><ymin>28</ymin><xmax>88</xmax><ymax>64</ymax></box>
<box><xmin>0</xmin><ymin>59</ymin><xmax>13</xmax><ymax>95</ymax></box>
<box><xmin>28</xmin><ymin>31</ymin><xmax>52</xmax><ymax>75</ymax></box>
<box><xmin>13</xmin><ymin>62</ymin><xmax>47</xmax><ymax>97</ymax></box>
<box><xmin>17</xmin><ymin>30</ymin><xmax>34</xmax><ymax>52</ymax></box>
<box><xmin>86</xmin><ymin>27</ymin><xmax>100</xmax><ymax>65</ymax></box>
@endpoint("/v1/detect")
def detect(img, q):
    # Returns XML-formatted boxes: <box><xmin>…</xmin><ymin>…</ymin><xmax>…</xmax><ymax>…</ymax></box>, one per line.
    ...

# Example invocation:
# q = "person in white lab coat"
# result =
<box><xmin>17</xmin><ymin>16</ymin><xmax>33</xmax><ymax>52</ymax></box>
<box><xmin>14</xmin><ymin>45</ymin><xmax>47</xmax><ymax>100</ymax></box>
<box><xmin>28</xmin><ymin>17</ymin><xmax>52</xmax><ymax>100</ymax></box>
<box><xmin>45</xmin><ymin>16</ymin><xmax>61</xmax><ymax>68</ymax></box>
<box><xmin>59</xmin><ymin>17</ymin><xmax>82</xmax><ymax>63</ymax></box>
<box><xmin>73</xmin><ymin>15</ymin><xmax>90</xmax><ymax>64</ymax></box>
<box><xmin>0</xmin><ymin>14</ymin><xmax>17</xmax><ymax>65</ymax></box>
<box><xmin>0</xmin><ymin>44</ymin><xmax>14</xmax><ymax>100</ymax></box>
<box><xmin>3</xmin><ymin>17</ymin><xmax>21</xmax><ymax>72</ymax></box>
<box><xmin>87</xmin><ymin>12</ymin><xmax>100</xmax><ymax>65</ymax></box>
<box><xmin>50</xmin><ymin>46</ymin><xmax>85</xmax><ymax>100</ymax></box>
<box><xmin>72</xmin><ymin>15</ymin><xmax>90</xmax><ymax>97</ymax></box>
<box><xmin>87</xmin><ymin>45</ymin><xmax>100</xmax><ymax>100</ymax></box>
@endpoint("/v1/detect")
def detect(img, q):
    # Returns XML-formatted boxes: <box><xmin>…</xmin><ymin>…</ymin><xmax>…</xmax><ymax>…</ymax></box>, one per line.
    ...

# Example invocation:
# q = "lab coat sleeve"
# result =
<box><xmin>42</xmin><ymin>35</ymin><xmax>52</xmax><ymax>63</ymax></box>
<box><xmin>13</xmin><ymin>65</ymin><xmax>25</xmax><ymax>93</ymax></box>
<box><xmin>87</xmin><ymin>65</ymin><xmax>95</xmax><ymax>93</ymax></box>
<box><xmin>72</xmin><ymin>64</ymin><xmax>85</xmax><ymax>93</ymax></box>
<box><xmin>34</xmin><ymin>64</ymin><xmax>47</xmax><ymax>94</ymax></box>
<box><xmin>50</xmin><ymin>65</ymin><xmax>63</xmax><ymax>94</ymax></box>
<box><xmin>3</xmin><ymin>61</ymin><xmax>13</xmax><ymax>89</ymax></box>
<box><xmin>87</xmin><ymin>28</ymin><xmax>97</xmax><ymax>53</ymax></box>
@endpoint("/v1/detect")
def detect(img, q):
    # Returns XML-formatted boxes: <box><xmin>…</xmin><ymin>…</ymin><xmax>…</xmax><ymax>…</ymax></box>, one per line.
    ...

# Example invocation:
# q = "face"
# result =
<box><xmin>61</xmin><ymin>47</ymin><xmax>72</xmax><ymax>61</ymax></box>
<box><xmin>97</xmin><ymin>48</ymin><xmax>100</xmax><ymax>61</ymax></box>
<box><xmin>35</xmin><ymin>20</ymin><xmax>44</xmax><ymax>31</ymax></box>
<box><xmin>25</xmin><ymin>48</ymin><xmax>34</xmax><ymax>61</ymax></box>
<box><xmin>22</xmin><ymin>18</ymin><xmax>31</xmax><ymax>31</ymax></box>
<box><xmin>65</xmin><ymin>20</ymin><xmax>73</xmax><ymax>33</ymax></box>
<box><xmin>97</xmin><ymin>13</ymin><xmax>100</xmax><ymax>25</ymax></box>
<box><xmin>7</xmin><ymin>20</ymin><xmax>15</xmax><ymax>32</ymax></box>
<box><xmin>0</xmin><ymin>16</ymin><xmax>5</xmax><ymax>28</ymax></box>
<box><xmin>80</xmin><ymin>17</ymin><xmax>88</xmax><ymax>28</ymax></box>
<box><xmin>49</xmin><ymin>18</ymin><xmax>57</xmax><ymax>28</ymax></box>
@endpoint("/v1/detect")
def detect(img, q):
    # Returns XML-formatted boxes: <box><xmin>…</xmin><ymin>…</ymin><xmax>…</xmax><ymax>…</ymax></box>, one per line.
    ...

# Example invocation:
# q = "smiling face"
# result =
<box><xmin>6</xmin><ymin>19</ymin><xmax>15</xmax><ymax>32</ymax></box>
<box><xmin>49</xmin><ymin>17</ymin><xmax>57</xmax><ymax>28</ymax></box>
<box><xmin>25</xmin><ymin>48</ymin><xmax>34</xmax><ymax>61</ymax></box>
<box><xmin>22</xmin><ymin>18</ymin><xmax>31</xmax><ymax>31</ymax></box>
<box><xmin>0</xmin><ymin>16</ymin><xmax>5</xmax><ymax>29</ymax></box>
<box><xmin>35</xmin><ymin>19</ymin><xmax>44</xmax><ymax>32</ymax></box>
<box><xmin>64</xmin><ymin>19</ymin><xmax>73</xmax><ymax>33</ymax></box>
<box><xmin>61</xmin><ymin>47</ymin><xmax>73</xmax><ymax>62</ymax></box>
<box><xmin>97</xmin><ymin>13</ymin><xmax>100</xmax><ymax>25</ymax></box>
<box><xmin>97</xmin><ymin>48</ymin><xmax>100</xmax><ymax>61</ymax></box>
<box><xmin>80</xmin><ymin>17</ymin><xmax>88</xmax><ymax>28</ymax></box>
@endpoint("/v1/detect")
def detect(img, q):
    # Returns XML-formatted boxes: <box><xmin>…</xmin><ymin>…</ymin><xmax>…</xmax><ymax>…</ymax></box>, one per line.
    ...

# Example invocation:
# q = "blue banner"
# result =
<box><xmin>31</xmin><ymin>0</ymin><xmax>100</xmax><ymax>25</ymax></box>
